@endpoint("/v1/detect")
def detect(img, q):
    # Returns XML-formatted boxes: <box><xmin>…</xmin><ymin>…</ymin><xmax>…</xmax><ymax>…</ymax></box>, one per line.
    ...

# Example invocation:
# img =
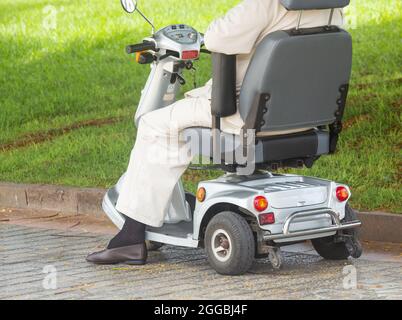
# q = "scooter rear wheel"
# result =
<box><xmin>312</xmin><ymin>204</ymin><xmax>362</xmax><ymax>260</ymax></box>
<box><xmin>205</xmin><ymin>211</ymin><xmax>255</xmax><ymax>275</ymax></box>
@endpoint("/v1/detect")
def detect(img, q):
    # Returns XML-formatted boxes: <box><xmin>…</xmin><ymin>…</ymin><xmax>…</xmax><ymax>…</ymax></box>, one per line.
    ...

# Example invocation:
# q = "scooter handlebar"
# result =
<box><xmin>126</xmin><ymin>41</ymin><xmax>156</xmax><ymax>54</ymax></box>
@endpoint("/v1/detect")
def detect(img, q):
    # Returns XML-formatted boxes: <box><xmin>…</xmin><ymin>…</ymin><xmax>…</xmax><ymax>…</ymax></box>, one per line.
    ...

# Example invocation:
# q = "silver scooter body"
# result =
<box><xmin>103</xmin><ymin>2</ymin><xmax>361</xmax><ymax>254</ymax></box>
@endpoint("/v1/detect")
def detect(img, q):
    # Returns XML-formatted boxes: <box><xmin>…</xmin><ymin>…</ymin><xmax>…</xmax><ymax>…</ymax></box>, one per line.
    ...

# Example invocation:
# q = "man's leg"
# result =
<box><xmin>107</xmin><ymin>215</ymin><xmax>146</xmax><ymax>249</ymax></box>
<box><xmin>115</xmin><ymin>96</ymin><xmax>212</xmax><ymax>227</ymax></box>
<box><xmin>87</xmin><ymin>97</ymin><xmax>211</xmax><ymax>265</ymax></box>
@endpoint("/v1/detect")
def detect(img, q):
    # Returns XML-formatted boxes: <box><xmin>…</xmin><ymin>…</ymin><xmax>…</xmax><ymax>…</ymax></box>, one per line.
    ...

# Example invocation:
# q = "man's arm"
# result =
<box><xmin>204</xmin><ymin>0</ymin><xmax>270</xmax><ymax>55</ymax></box>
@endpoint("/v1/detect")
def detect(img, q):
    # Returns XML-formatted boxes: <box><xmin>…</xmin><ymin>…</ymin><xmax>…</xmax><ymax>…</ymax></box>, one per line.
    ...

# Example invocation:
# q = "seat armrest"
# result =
<box><xmin>211</xmin><ymin>53</ymin><xmax>237</xmax><ymax>117</ymax></box>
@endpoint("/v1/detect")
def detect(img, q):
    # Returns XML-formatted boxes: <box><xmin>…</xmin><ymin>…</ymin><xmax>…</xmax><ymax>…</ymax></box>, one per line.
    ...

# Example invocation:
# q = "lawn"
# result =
<box><xmin>0</xmin><ymin>0</ymin><xmax>401</xmax><ymax>213</ymax></box>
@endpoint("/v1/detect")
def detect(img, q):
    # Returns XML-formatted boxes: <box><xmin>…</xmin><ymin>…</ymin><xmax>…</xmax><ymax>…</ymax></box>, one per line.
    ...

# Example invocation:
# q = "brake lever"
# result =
<box><xmin>200</xmin><ymin>49</ymin><xmax>211</xmax><ymax>55</ymax></box>
<box><xmin>159</xmin><ymin>51</ymin><xmax>180</xmax><ymax>61</ymax></box>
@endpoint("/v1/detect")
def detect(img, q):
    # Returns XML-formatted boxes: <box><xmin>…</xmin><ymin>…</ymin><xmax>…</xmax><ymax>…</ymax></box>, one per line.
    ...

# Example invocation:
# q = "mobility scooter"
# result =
<box><xmin>103</xmin><ymin>0</ymin><xmax>363</xmax><ymax>275</ymax></box>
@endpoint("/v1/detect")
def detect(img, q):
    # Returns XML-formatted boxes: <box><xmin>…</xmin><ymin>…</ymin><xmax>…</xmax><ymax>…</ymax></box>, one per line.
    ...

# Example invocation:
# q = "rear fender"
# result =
<box><xmin>328</xmin><ymin>181</ymin><xmax>351</xmax><ymax>220</ymax></box>
<box><xmin>193</xmin><ymin>189</ymin><xmax>257</xmax><ymax>240</ymax></box>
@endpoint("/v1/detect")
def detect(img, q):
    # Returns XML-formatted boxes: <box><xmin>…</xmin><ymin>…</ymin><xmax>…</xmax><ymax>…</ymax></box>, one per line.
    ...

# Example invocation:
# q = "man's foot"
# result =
<box><xmin>86</xmin><ymin>242</ymin><xmax>147</xmax><ymax>265</ymax></box>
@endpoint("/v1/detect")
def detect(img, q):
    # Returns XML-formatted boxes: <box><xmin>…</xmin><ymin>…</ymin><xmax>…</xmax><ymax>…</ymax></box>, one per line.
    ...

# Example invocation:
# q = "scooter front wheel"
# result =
<box><xmin>205</xmin><ymin>211</ymin><xmax>255</xmax><ymax>275</ymax></box>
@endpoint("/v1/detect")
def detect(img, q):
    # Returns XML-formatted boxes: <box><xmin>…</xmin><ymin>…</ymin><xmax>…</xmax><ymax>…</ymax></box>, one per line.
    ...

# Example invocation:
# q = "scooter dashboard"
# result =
<box><xmin>162</xmin><ymin>24</ymin><xmax>198</xmax><ymax>45</ymax></box>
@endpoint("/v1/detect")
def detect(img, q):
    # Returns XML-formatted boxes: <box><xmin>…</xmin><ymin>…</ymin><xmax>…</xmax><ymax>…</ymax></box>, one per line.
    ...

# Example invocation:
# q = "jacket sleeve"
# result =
<box><xmin>204</xmin><ymin>0</ymin><xmax>270</xmax><ymax>55</ymax></box>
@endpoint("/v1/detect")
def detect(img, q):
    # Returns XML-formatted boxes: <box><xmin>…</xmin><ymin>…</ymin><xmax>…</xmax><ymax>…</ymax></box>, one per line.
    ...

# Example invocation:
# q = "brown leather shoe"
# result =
<box><xmin>86</xmin><ymin>242</ymin><xmax>147</xmax><ymax>265</ymax></box>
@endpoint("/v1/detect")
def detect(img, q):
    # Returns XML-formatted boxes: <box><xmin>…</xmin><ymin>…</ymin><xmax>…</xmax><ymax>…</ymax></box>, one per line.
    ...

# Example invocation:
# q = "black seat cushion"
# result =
<box><xmin>182</xmin><ymin>127</ymin><xmax>329</xmax><ymax>165</ymax></box>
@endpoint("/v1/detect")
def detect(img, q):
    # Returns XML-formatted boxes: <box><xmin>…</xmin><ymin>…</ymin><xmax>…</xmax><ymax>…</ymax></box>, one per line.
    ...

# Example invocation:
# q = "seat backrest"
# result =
<box><xmin>280</xmin><ymin>0</ymin><xmax>350</xmax><ymax>10</ymax></box>
<box><xmin>239</xmin><ymin>0</ymin><xmax>352</xmax><ymax>133</ymax></box>
<box><xmin>239</xmin><ymin>28</ymin><xmax>352</xmax><ymax>133</ymax></box>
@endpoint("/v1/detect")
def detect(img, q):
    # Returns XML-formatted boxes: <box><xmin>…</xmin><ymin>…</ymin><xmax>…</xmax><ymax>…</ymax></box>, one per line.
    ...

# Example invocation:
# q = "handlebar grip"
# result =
<box><xmin>126</xmin><ymin>41</ymin><xmax>156</xmax><ymax>54</ymax></box>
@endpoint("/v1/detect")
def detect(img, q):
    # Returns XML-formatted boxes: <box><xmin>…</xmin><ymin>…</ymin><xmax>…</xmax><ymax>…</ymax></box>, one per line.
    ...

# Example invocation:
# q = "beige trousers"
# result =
<box><xmin>115</xmin><ymin>94</ymin><xmax>243</xmax><ymax>227</ymax></box>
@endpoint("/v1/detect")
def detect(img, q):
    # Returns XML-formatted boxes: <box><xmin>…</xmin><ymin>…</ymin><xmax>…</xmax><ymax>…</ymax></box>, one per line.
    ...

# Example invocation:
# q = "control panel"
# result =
<box><xmin>162</xmin><ymin>24</ymin><xmax>198</xmax><ymax>44</ymax></box>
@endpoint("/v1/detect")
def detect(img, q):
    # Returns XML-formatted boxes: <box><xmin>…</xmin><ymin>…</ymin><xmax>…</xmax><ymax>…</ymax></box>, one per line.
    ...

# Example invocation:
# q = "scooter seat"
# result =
<box><xmin>182</xmin><ymin>127</ymin><xmax>330</xmax><ymax>165</ymax></box>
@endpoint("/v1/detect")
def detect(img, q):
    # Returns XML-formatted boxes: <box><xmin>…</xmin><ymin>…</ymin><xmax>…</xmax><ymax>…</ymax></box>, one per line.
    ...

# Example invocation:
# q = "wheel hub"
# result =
<box><xmin>211</xmin><ymin>229</ymin><xmax>232</xmax><ymax>262</ymax></box>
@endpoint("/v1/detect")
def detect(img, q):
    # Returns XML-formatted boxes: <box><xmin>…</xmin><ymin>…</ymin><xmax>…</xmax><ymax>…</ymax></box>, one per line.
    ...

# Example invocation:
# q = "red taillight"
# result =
<box><xmin>182</xmin><ymin>50</ymin><xmax>199</xmax><ymax>60</ymax></box>
<box><xmin>336</xmin><ymin>186</ymin><xmax>349</xmax><ymax>202</ymax></box>
<box><xmin>254</xmin><ymin>196</ymin><xmax>268</xmax><ymax>212</ymax></box>
<box><xmin>259</xmin><ymin>212</ymin><xmax>275</xmax><ymax>225</ymax></box>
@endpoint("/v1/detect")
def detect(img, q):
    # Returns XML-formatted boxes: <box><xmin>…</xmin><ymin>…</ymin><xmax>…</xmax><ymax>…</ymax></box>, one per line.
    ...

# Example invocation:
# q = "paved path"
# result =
<box><xmin>0</xmin><ymin>224</ymin><xmax>401</xmax><ymax>300</ymax></box>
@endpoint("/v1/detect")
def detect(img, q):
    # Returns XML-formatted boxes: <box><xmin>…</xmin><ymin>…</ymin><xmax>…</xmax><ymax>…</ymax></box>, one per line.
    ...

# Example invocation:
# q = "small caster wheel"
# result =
<box><xmin>268</xmin><ymin>247</ymin><xmax>283</xmax><ymax>270</ymax></box>
<box><xmin>312</xmin><ymin>204</ymin><xmax>363</xmax><ymax>260</ymax></box>
<box><xmin>146</xmin><ymin>240</ymin><xmax>164</xmax><ymax>251</ymax></box>
<box><xmin>345</xmin><ymin>237</ymin><xmax>363</xmax><ymax>259</ymax></box>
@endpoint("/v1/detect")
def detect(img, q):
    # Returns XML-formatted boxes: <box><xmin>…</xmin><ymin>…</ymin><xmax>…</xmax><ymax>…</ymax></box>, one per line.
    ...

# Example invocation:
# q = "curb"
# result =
<box><xmin>357</xmin><ymin>212</ymin><xmax>402</xmax><ymax>244</ymax></box>
<box><xmin>0</xmin><ymin>182</ymin><xmax>105</xmax><ymax>219</ymax></box>
<box><xmin>0</xmin><ymin>182</ymin><xmax>401</xmax><ymax>243</ymax></box>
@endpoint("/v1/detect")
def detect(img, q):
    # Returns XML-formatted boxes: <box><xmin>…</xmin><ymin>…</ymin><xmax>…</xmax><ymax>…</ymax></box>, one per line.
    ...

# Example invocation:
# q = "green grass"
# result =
<box><xmin>0</xmin><ymin>0</ymin><xmax>401</xmax><ymax>213</ymax></box>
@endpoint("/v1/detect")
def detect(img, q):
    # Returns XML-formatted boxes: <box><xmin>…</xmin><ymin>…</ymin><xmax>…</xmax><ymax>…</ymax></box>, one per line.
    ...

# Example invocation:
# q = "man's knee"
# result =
<box><xmin>138</xmin><ymin>112</ymin><xmax>170</xmax><ymax>139</ymax></box>
<box><xmin>140</xmin><ymin>107</ymin><xmax>184</xmax><ymax>138</ymax></box>
<box><xmin>141</xmin><ymin>107</ymin><xmax>169</xmax><ymax>127</ymax></box>
<box><xmin>139</xmin><ymin>111</ymin><xmax>161</xmax><ymax>130</ymax></box>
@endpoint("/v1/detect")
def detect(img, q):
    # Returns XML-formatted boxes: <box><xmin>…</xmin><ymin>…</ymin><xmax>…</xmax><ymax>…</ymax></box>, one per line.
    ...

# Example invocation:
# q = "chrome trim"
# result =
<box><xmin>263</xmin><ymin>208</ymin><xmax>362</xmax><ymax>241</ymax></box>
<box><xmin>296</xmin><ymin>10</ymin><xmax>303</xmax><ymax>30</ymax></box>
<box><xmin>328</xmin><ymin>8</ymin><xmax>335</xmax><ymax>26</ymax></box>
<box><xmin>283</xmin><ymin>208</ymin><xmax>340</xmax><ymax>235</ymax></box>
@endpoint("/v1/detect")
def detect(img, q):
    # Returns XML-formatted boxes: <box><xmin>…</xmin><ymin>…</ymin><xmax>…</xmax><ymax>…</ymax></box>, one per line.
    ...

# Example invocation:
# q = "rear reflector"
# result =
<box><xmin>259</xmin><ymin>213</ymin><xmax>275</xmax><ymax>225</ymax></box>
<box><xmin>182</xmin><ymin>50</ymin><xmax>199</xmax><ymax>60</ymax></box>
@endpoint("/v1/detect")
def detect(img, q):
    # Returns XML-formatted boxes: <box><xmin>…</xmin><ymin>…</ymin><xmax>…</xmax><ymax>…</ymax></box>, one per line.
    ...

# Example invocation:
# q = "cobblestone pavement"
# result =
<box><xmin>1</xmin><ymin>224</ymin><xmax>401</xmax><ymax>300</ymax></box>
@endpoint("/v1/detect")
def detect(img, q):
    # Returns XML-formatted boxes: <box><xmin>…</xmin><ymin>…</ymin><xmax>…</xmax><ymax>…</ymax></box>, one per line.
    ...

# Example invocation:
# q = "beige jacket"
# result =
<box><xmin>185</xmin><ymin>0</ymin><xmax>343</xmax><ymax>132</ymax></box>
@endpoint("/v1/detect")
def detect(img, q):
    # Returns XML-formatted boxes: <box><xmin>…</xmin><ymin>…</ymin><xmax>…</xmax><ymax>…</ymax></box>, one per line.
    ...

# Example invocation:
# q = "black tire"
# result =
<box><xmin>312</xmin><ymin>204</ymin><xmax>361</xmax><ymax>260</ymax></box>
<box><xmin>205</xmin><ymin>211</ymin><xmax>255</xmax><ymax>275</ymax></box>
<box><xmin>146</xmin><ymin>240</ymin><xmax>164</xmax><ymax>251</ymax></box>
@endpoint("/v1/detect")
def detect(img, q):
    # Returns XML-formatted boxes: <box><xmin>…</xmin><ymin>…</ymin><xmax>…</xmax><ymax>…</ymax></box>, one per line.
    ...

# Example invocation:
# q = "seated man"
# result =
<box><xmin>86</xmin><ymin>0</ymin><xmax>343</xmax><ymax>265</ymax></box>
